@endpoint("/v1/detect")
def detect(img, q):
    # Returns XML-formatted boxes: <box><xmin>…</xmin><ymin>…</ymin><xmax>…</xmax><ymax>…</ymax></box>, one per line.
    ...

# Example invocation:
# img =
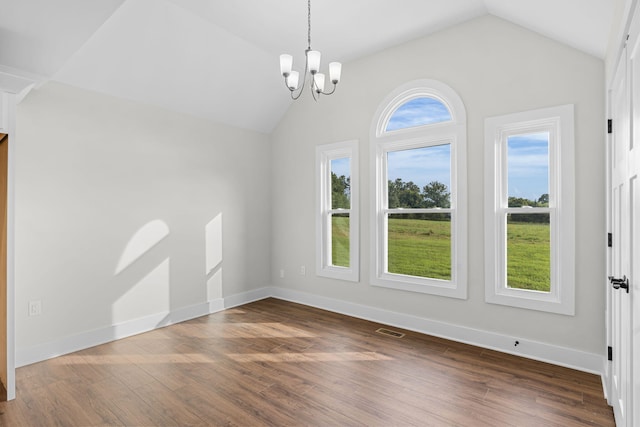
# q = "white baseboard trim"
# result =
<box><xmin>16</xmin><ymin>301</ymin><xmax>213</xmax><ymax>368</ymax></box>
<box><xmin>601</xmin><ymin>358</ymin><xmax>611</xmax><ymax>402</ymax></box>
<box><xmin>208</xmin><ymin>298</ymin><xmax>225</xmax><ymax>313</ymax></box>
<box><xmin>15</xmin><ymin>289</ymin><xmax>274</xmax><ymax>368</ymax></box>
<box><xmin>16</xmin><ymin>286</ymin><xmax>605</xmax><ymax>377</ymax></box>
<box><xmin>223</xmin><ymin>287</ymin><xmax>271</xmax><ymax>309</ymax></box>
<box><xmin>269</xmin><ymin>287</ymin><xmax>605</xmax><ymax>375</ymax></box>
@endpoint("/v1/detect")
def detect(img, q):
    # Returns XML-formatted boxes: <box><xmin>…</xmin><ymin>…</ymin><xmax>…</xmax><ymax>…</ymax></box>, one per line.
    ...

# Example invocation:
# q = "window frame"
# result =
<box><xmin>484</xmin><ymin>104</ymin><xmax>575</xmax><ymax>315</ymax></box>
<box><xmin>370</xmin><ymin>80</ymin><xmax>468</xmax><ymax>298</ymax></box>
<box><xmin>316</xmin><ymin>140</ymin><xmax>359</xmax><ymax>282</ymax></box>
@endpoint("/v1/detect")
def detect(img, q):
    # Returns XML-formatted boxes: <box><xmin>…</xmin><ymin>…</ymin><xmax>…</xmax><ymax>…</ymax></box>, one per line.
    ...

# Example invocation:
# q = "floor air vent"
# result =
<box><xmin>376</xmin><ymin>328</ymin><xmax>405</xmax><ymax>338</ymax></box>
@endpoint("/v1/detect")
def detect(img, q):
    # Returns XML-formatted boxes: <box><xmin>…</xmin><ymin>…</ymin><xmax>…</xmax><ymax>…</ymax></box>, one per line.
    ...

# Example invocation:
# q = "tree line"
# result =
<box><xmin>388</xmin><ymin>178</ymin><xmax>450</xmax><ymax>209</ymax></box>
<box><xmin>332</xmin><ymin>174</ymin><xmax>452</xmax><ymax>209</ymax></box>
<box><xmin>508</xmin><ymin>194</ymin><xmax>549</xmax><ymax>223</ymax></box>
<box><xmin>332</xmin><ymin>174</ymin><xmax>550</xmax><ymax>223</ymax></box>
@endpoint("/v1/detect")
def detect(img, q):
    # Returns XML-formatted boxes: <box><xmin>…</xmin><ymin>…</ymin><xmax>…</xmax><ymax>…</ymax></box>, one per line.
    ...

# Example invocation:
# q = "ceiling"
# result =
<box><xmin>0</xmin><ymin>0</ymin><xmax>618</xmax><ymax>133</ymax></box>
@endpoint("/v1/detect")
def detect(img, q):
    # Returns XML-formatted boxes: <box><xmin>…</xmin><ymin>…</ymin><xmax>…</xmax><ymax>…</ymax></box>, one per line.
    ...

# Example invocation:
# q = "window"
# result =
<box><xmin>316</xmin><ymin>140</ymin><xmax>359</xmax><ymax>281</ymax></box>
<box><xmin>371</xmin><ymin>80</ymin><xmax>467</xmax><ymax>298</ymax></box>
<box><xmin>484</xmin><ymin>105</ymin><xmax>575</xmax><ymax>315</ymax></box>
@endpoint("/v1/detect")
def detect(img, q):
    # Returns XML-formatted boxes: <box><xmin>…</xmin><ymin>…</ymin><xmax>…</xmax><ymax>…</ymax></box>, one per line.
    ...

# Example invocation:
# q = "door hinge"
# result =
<box><xmin>608</xmin><ymin>232</ymin><xmax>613</xmax><ymax>247</ymax></box>
<box><xmin>608</xmin><ymin>346</ymin><xmax>613</xmax><ymax>361</ymax></box>
<box><xmin>608</xmin><ymin>119</ymin><xmax>612</xmax><ymax>134</ymax></box>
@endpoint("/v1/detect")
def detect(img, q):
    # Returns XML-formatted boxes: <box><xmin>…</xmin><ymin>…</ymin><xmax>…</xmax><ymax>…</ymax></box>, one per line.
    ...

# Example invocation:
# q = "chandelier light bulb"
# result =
<box><xmin>307</xmin><ymin>50</ymin><xmax>321</xmax><ymax>74</ymax></box>
<box><xmin>329</xmin><ymin>62</ymin><xmax>342</xmax><ymax>84</ymax></box>
<box><xmin>314</xmin><ymin>73</ymin><xmax>325</xmax><ymax>93</ymax></box>
<box><xmin>287</xmin><ymin>71</ymin><xmax>300</xmax><ymax>90</ymax></box>
<box><xmin>280</xmin><ymin>54</ymin><xmax>293</xmax><ymax>77</ymax></box>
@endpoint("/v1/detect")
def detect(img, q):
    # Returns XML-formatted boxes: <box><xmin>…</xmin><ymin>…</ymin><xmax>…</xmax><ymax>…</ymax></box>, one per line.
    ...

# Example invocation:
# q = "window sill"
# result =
<box><xmin>372</xmin><ymin>273</ymin><xmax>467</xmax><ymax>299</ymax></box>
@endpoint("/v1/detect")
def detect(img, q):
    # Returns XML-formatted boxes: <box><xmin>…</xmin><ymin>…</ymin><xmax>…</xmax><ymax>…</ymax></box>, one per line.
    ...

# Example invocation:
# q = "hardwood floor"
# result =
<box><xmin>0</xmin><ymin>298</ymin><xmax>614</xmax><ymax>426</ymax></box>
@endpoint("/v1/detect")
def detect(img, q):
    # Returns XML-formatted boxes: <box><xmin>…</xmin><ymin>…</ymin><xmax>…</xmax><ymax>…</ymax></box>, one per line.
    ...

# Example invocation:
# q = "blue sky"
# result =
<box><xmin>507</xmin><ymin>133</ymin><xmax>549</xmax><ymax>201</ymax></box>
<box><xmin>386</xmin><ymin>97</ymin><xmax>451</xmax><ymax>131</ymax></box>
<box><xmin>383</xmin><ymin>97</ymin><xmax>452</xmax><ymax>190</ymax></box>
<box><xmin>387</xmin><ymin>144</ymin><xmax>451</xmax><ymax>190</ymax></box>
<box><xmin>331</xmin><ymin>157</ymin><xmax>350</xmax><ymax>178</ymax></box>
<box><xmin>332</xmin><ymin>112</ymin><xmax>548</xmax><ymax>202</ymax></box>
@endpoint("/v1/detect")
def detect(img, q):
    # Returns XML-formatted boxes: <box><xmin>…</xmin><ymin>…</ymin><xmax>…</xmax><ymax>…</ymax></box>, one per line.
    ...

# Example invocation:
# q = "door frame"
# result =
<box><xmin>0</xmin><ymin>71</ymin><xmax>37</xmax><ymax>400</ymax></box>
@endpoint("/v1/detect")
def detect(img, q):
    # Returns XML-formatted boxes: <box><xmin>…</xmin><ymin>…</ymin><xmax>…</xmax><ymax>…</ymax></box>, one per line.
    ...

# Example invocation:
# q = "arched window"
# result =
<box><xmin>385</xmin><ymin>96</ymin><xmax>452</xmax><ymax>132</ymax></box>
<box><xmin>370</xmin><ymin>80</ymin><xmax>467</xmax><ymax>298</ymax></box>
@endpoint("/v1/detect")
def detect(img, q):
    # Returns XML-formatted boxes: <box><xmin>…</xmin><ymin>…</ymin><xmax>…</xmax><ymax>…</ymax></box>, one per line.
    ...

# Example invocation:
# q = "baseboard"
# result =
<box><xmin>601</xmin><ymin>357</ymin><xmax>611</xmax><ymax>403</ymax></box>
<box><xmin>208</xmin><ymin>297</ymin><xmax>225</xmax><ymax>313</ymax></box>
<box><xmin>269</xmin><ymin>287</ymin><xmax>605</xmax><ymax>375</ymax></box>
<box><xmin>16</xmin><ymin>286</ymin><xmax>605</xmax><ymax>377</ymax></box>
<box><xmin>16</xmin><ymin>301</ymin><xmax>213</xmax><ymax>367</ymax></box>
<box><xmin>222</xmin><ymin>287</ymin><xmax>271</xmax><ymax>309</ymax></box>
<box><xmin>15</xmin><ymin>289</ymin><xmax>273</xmax><ymax>368</ymax></box>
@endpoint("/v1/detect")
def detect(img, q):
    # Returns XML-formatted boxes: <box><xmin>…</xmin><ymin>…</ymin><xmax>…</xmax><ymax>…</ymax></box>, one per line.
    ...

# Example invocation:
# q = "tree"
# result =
<box><xmin>388</xmin><ymin>178</ymin><xmax>451</xmax><ymax>211</ymax></box>
<box><xmin>388</xmin><ymin>178</ymin><xmax>422</xmax><ymax>208</ymax></box>
<box><xmin>398</xmin><ymin>180</ymin><xmax>422</xmax><ymax>208</ymax></box>
<box><xmin>507</xmin><ymin>193</ymin><xmax>550</xmax><ymax>223</ymax></box>
<box><xmin>508</xmin><ymin>196</ymin><xmax>535</xmax><ymax>207</ymax></box>
<box><xmin>422</xmin><ymin>181</ymin><xmax>450</xmax><ymax>208</ymax></box>
<box><xmin>388</xmin><ymin>178</ymin><xmax>402</xmax><ymax>208</ymax></box>
<box><xmin>331</xmin><ymin>172</ymin><xmax>350</xmax><ymax>209</ymax></box>
<box><xmin>537</xmin><ymin>193</ymin><xmax>549</xmax><ymax>206</ymax></box>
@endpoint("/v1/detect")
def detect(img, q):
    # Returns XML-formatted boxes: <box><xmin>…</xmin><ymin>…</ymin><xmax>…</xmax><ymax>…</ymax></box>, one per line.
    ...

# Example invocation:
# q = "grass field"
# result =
<box><xmin>331</xmin><ymin>217</ymin><xmax>550</xmax><ymax>292</ymax></box>
<box><xmin>507</xmin><ymin>220</ymin><xmax>550</xmax><ymax>291</ymax></box>
<box><xmin>387</xmin><ymin>216</ymin><xmax>451</xmax><ymax>280</ymax></box>
<box><xmin>331</xmin><ymin>215</ymin><xmax>350</xmax><ymax>267</ymax></box>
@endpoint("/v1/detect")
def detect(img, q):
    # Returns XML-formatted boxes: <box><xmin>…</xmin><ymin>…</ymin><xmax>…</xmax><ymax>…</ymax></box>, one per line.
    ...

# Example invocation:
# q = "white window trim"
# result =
<box><xmin>484</xmin><ymin>104</ymin><xmax>575</xmax><ymax>315</ymax></box>
<box><xmin>316</xmin><ymin>140</ymin><xmax>359</xmax><ymax>282</ymax></box>
<box><xmin>370</xmin><ymin>79</ymin><xmax>468</xmax><ymax>299</ymax></box>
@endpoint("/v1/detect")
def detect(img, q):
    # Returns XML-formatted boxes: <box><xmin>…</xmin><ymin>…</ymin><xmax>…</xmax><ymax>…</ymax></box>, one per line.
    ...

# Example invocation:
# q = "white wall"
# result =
<box><xmin>15</xmin><ymin>82</ymin><xmax>270</xmax><ymax>355</ymax></box>
<box><xmin>270</xmin><ymin>15</ymin><xmax>606</xmax><ymax>355</ymax></box>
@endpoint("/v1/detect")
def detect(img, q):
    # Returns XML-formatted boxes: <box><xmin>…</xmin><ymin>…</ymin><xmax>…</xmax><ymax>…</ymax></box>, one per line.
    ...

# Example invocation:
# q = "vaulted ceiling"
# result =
<box><xmin>1</xmin><ymin>0</ymin><xmax>618</xmax><ymax>133</ymax></box>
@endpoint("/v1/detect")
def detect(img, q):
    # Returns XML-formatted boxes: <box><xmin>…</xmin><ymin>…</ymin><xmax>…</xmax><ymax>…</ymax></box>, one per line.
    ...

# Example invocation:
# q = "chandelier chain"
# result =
<box><xmin>307</xmin><ymin>0</ymin><xmax>312</xmax><ymax>50</ymax></box>
<box><xmin>279</xmin><ymin>0</ymin><xmax>341</xmax><ymax>100</ymax></box>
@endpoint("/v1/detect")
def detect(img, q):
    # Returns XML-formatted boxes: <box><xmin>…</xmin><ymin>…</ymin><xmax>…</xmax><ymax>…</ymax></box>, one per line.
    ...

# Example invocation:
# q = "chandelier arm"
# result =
<box><xmin>288</xmin><ymin>51</ymin><xmax>310</xmax><ymax>100</ymax></box>
<box><xmin>285</xmin><ymin>79</ymin><xmax>303</xmax><ymax>101</ymax></box>
<box><xmin>310</xmin><ymin>72</ymin><xmax>321</xmax><ymax>101</ymax></box>
<box><xmin>321</xmin><ymin>83</ymin><xmax>337</xmax><ymax>96</ymax></box>
<box><xmin>290</xmin><ymin>81</ymin><xmax>304</xmax><ymax>100</ymax></box>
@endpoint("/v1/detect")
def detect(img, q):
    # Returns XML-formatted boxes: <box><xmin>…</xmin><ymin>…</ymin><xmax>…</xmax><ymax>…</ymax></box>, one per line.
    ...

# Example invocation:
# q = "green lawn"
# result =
<box><xmin>331</xmin><ymin>215</ymin><xmax>350</xmax><ymax>267</ymax></box>
<box><xmin>331</xmin><ymin>217</ymin><xmax>550</xmax><ymax>291</ymax></box>
<box><xmin>387</xmin><ymin>216</ymin><xmax>451</xmax><ymax>280</ymax></box>
<box><xmin>507</xmin><ymin>221</ymin><xmax>550</xmax><ymax>292</ymax></box>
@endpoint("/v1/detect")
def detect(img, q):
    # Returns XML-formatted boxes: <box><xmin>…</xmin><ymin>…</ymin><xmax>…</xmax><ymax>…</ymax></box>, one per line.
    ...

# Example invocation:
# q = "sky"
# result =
<box><xmin>383</xmin><ymin>135</ymin><xmax>549</xmax><ymax>200</ymax></box>
<box><xmin>387</xmin><ymin>144</ymin><xmax>451</xmax><ymax>190</ymax></box>
<box><xmin>507</xmin><ymin>133</ymin><xmax>549</xmax><ymax>201</ymax></box>
<box><xmin>385</xmin><ymin>97</ymin><xmax>452</xmax><ymax>190</ymax></box>
<box><xmin>331</xmin><ymin>103</ymin><xmax>549</xmax><ymax>202</ymax></box>
<box><xmin>386</xmin><ymin>97</ymin><xmax>451</xmax><ymax>131</ymax></box>
<box><xmin>331</xmin><ymin>157</ymin><xmax>350</xmax><ymax>178</ymax></box>
<box><xmin>332</xmin><ymin>146</ymin><xmax>452</xmax><ymax>192</ymax></box>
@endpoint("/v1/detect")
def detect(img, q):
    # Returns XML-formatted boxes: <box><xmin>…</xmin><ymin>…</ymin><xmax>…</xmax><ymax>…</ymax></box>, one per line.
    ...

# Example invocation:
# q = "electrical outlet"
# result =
<box><xmin>29</xmin><ymin>300</ymin><xmax>42</xmax><ymax>316</ymax></box>
<box><xmin>299</xmin><ymin>265</ymin><xmax>306</xmax><ymax>275</ymax></box>
<box><xmin>280</xmin><ymin>269</ymin><xmax>285</xmax><ymax>278</ymax></box>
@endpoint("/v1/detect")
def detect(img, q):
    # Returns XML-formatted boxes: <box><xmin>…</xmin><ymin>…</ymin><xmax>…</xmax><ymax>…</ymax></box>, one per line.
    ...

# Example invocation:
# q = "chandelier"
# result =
<box><xmin>279</xmin><ymin>0</ymin><xmax>342</xmax><ymax>100</ymax></box>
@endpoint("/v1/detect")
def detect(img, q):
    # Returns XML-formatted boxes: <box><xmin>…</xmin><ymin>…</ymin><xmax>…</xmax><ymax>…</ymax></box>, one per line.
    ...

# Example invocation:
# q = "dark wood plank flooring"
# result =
<box><xmin>0</xmin><ymin>298</ymin><xmax>615</xmax><ymax>426</ymax></box>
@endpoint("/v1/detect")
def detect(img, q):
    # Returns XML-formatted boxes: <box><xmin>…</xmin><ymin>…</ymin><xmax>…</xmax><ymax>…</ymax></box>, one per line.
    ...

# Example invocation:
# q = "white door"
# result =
<box><xmin>628</xmin><ymin>15</ymin><xmax>640</xmax><ymax>425</ymax></box>
<box><xmin>609</xmin><ymin>16</ymin><xmax>640</xmax><ymax>425</ymax></box>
